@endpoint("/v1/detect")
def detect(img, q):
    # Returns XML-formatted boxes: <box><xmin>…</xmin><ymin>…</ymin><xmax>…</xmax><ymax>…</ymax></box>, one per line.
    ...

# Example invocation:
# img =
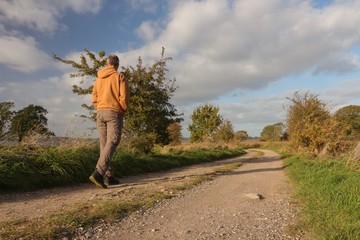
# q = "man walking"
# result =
<box><xmin>89</xmin><ymin>54</ymin><xmax>129</xmax><ymax>189</ymax></box>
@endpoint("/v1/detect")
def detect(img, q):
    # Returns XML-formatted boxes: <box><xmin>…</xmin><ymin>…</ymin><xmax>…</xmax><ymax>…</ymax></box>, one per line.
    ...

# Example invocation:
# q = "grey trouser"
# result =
<box><xmin>96</xmin><ymin>110</ymin><xmax>124</xmax><ymax>176</ymax></box>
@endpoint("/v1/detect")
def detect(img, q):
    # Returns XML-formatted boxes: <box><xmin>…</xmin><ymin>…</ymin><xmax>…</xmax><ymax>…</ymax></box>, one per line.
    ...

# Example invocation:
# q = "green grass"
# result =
<box><xmin>259</xmin><ymin>141</ymin><xmax>294</xmax><ymax>158</ymax></box>
<box><xmin>0</xmin><ymin>161</ymin><xmax>242</xmax><ymax>239</ymax></box>
<box><xmin>0</xmin><ymin>145</ymin><xmax>246</xmax><ymax>239</ymax></box>
<box><xmin>0</xmin><ymin>145</ymin><xmax>245</xmax><ymax>192</ymax></box>
<box><xmin>0</xmin><ymin>145</ymin><xmax>98</xmax><ymax>191</ymax></box>
<box><xmin>112</xmin><ymin>148</ymin><xmax>245</xmax><ymax>176</ymax></box>
<box><xmin>285</xmin><ymin>155</ymin><xmax>360</xmax><ymax>240</ymax></box>
<box><xmin>213</xmin><ymin>162</ymin><xmax>243</xmax><ymax>174</ymax></box>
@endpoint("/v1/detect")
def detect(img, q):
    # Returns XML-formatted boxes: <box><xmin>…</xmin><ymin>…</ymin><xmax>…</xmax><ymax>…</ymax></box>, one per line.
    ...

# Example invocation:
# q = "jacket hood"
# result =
<box><xmin>98</xmin><ymin>66</ymin><xmax>118</xmax><ymax>79</ymax></box>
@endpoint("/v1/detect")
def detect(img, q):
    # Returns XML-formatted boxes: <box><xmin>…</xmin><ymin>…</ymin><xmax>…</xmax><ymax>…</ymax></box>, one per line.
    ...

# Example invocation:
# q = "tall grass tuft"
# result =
<box><xmin>0</xmin><ymin>144</ymin><xmax>245</xmax><ymax>192</ymax></box>
<box><xmin>285</xmin><ymin>155</ymin><xmax>360</xmax><ymax>240</ymax></box>
<box><xmin>0</xmin><ymin>145</ymin><xmax>98</xmax><ymax>191</ymax></box>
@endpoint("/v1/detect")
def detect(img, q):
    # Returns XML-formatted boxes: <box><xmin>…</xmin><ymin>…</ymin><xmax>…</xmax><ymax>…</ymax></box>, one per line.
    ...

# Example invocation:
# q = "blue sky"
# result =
<box><xmin>0</xmin><ymin>0</ymin><xmax>359</xmax><ymax>138</ymax></box>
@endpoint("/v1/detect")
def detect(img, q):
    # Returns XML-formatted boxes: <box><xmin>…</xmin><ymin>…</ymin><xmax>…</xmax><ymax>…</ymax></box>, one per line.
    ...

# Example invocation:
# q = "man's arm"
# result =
<box><xmin>118</xmin><ymin>73</ymin><xmax>129</xmax><ymax>112</ymax></box>
<box><xmin>92</xmin><ymin>81</ymin><xmax>98</xmax><ymax>109</ymax></box>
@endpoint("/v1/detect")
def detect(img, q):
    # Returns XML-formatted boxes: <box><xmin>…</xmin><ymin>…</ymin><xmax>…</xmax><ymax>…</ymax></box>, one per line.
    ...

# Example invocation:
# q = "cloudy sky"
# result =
<box><xmin>0</xmin><ymin>0</ymin><xmax>359</xmax><ymax>138</ymax></box>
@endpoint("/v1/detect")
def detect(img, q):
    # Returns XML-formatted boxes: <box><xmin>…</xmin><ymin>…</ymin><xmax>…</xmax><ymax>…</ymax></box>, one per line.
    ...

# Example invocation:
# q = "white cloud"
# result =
<box><xmin>0</xmin><ymin>0</ymin><xmax>105</xmax><ymax>73</ymax></box>
<box><xmin>314</xmin><ymin>52</ymin><xmax>359</xmax><ymax>74</ymax></box>
<box><xmin>217</xmin><ymin>93</ymin><xmax>289</xmax><ymax>136</ymax></box>
<box><xmin>135</xmin><ymin>21</ymin><xmax>159</xmax><ymax>41</ymax></box>
<box><xmin>323</xmin><ymin>78</ymin><xmax>360</xmax><ymax>107</ymax></box>
<box><xmin>0</xmin><ymin>35</ymin><xmax>52</xmax><ymax>72</ymax></box>
<box><xmin>119</xmin><ymin>0</ymin><xmax>360</xmax><ymax>105</ymax></box>
<box><xmin>0</xmin><ymin>0</ymin><xmax>104</xmax><ymax>33</ymax></box>
<box><xmin>0</xmin><ymin>73</ymin><xmax>95</xmax><ymax>137</ymax></box>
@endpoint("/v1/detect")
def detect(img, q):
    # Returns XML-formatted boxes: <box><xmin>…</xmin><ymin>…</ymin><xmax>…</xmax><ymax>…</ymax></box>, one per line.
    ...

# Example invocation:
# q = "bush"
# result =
<box><xmin>121</xmin><ymin>133</ymin><xmax>156</xmax><ymax>154</ymax></box>
<box><xmin>286</xmin><ymin>92</ymin><xmax>346</xmax><ymax>155</ymax></box>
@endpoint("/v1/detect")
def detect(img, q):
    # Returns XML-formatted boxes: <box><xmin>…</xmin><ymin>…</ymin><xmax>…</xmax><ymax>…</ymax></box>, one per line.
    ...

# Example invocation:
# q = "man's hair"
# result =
<box><xmin>107</xmin><ymin>55</ymin><xmax>119</xmax><ymax>66</ymax></box>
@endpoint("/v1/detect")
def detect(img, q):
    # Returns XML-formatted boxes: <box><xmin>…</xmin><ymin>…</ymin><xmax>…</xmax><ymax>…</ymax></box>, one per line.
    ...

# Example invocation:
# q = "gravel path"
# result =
<box><xmin>94</xmin><ymin>149</ymin><xmax>306</xmax><ymax>240</ymax></box>
<box><xmin>0</xmin><ymin>150</ymin><xmax>259</xmax><ymax>222</ymax></box>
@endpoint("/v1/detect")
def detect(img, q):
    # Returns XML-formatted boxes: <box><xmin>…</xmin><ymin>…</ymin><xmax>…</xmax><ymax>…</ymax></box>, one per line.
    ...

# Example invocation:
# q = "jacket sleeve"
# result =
<box><xmin>118</xmin><ymin>73</ymin><xmax>129</xmax><ymax>113</ymax></box>
<box><xmin>92</xmin><ymin>80</ymin><xmax>98</xmax><ymax>109</ymax></box>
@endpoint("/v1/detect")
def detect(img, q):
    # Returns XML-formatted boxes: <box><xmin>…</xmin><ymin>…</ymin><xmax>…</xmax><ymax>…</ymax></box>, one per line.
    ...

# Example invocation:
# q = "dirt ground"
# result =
<box><xmin>0</xmin><ymin>149</ymin><xmax>306</xmax><ymax>239</ymax></box>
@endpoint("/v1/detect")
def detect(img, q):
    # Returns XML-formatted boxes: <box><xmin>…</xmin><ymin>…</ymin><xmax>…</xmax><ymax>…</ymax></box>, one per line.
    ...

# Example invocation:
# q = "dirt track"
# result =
<box><xmin>94</xmin><ymin>149</ymin><xmax>305</xmax><ymax>240</ymax></box>
<box><xmin>0</xmin><ymin>149</ymin><xmax>306</xmax><ymax>239</ymax></box>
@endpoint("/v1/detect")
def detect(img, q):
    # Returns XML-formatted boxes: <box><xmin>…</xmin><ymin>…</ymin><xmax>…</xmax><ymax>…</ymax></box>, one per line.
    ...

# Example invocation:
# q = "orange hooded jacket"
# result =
<box><xmin>92</xmin><ymin>66</ymin><xmax>129</xmax><ymax>114</ymax></box>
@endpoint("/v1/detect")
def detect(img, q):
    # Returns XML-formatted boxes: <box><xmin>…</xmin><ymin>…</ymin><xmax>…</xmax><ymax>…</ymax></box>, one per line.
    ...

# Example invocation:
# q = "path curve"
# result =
<box><xmin>0</xmin><ymin>150</ymin><xmax>260</xmax><ymax>221</ymax></box>
<box><xmin>94</xmin><ymin>149</ymin><xmax>305</xmax><ymax>240</ymax></box>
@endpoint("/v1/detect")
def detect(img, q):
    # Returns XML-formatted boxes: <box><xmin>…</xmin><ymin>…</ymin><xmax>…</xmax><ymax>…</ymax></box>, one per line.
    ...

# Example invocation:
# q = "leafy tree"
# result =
<box><xmin>286</xmin><ymin>92</ymin><xmax>345</xmax><ymax>154</ymax></box>
<box><xmin>0</xmin><ymin>101</ymin><xmax>14</xmax><ymax>138</ymax></box>
<box><xmin>334</xmin><ymin>105</ymin><xmax>360</xmax><ymax>139</ymax></box>
<box><xmin>9</xmin><ymin>104</ymin><xmax>53</xmax><ymax>142</ymax></box>
<box><xmin>122</xmin><ymin>51</ymin><xmax>182</xmax><ymax>147</ymax></box>
<box><xmin>54</xmin><ymin>48</ymin><xmax>182</xmax><ymax>151</ymax></box>
<box><xmin>213</xmin><ymin>119</ymin><xmax>234</xmax><ymax>143</ymax></box>
<box><xmin>188</xmin><ymin>104</ymin><xmax>223</xmax><ymax>142</ymax></box>
<box><xmin>234</xmin><ymin>130</ymin><xmax>249</xmax><ymax>141</ymax></box>
<box><xmin>260</xmin><ymin>122</ymin><xmax>286</xmax><ymax>141</ymax></box>
<box><xmin>167</xmin><ymin>122</ymin><xmax>182</xmax><ymax>145</ymax></box>
<box><xmin>54</xmin><ymin>49</ymin><xmax>106</xmax><ymax>121</ymax></box>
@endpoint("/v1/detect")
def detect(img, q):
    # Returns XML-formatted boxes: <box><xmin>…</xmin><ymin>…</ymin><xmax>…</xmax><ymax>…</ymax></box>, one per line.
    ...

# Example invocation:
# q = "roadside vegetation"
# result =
<box><xmin>286</xmin><ymin>154</ymin><xmax>360</xmax><ymax>240</ymax></box>
<box><xmin>0</xmin><ymin>143</ymin><xmax>245</xmax><ymax>239</ymax></box>
<box><xmin>256</xmin><ymin>91</ymin><xmax>360</xmax><ymax>240</ymax></box>
<box><xmin>260</xmin><ymin>140</ymin><xmax>360</xmax><ymax>240</ymax></box>
<box><xmin>0</xmin><ymin>143</ymin><xmax>245</xmax><ymax>192</ymax></box>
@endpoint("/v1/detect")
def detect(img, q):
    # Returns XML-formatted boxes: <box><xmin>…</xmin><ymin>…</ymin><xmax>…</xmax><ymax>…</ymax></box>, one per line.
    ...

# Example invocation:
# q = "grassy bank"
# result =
<box><xmin>285</xmin><ymin>155</ymin><xmax>360</xmax><ymax>239</ymax></box>
<box><xmin>0</xmin><ymin>159</ymin><xmax>243</xmax><ymax>239</ymax></box>
<box><xmin>0</xmin><ymin>145</ymin><xmax>245</xmax><ymax>192</ymax></box>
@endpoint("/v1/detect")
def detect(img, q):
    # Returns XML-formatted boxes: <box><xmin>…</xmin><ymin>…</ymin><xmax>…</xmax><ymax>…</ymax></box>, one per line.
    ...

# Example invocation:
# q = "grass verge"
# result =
<box><xmin>0</xmin><ymin>193</ymin><xmax>162</xmax><ymax>239</ymax></box>
<box><xmin>0</xmin><ymin>145</ymin><xmax>245</xmax><ymax>192</ymax></box>
<box><xmin>284</xmin><ymin>155</ymin><xmax>360</xmax><ymax>240</ymax></box>
<box><xmin>0</xmin><ymin>161</ymin><xmax>244</xmax><ymax>239</ymax></box>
